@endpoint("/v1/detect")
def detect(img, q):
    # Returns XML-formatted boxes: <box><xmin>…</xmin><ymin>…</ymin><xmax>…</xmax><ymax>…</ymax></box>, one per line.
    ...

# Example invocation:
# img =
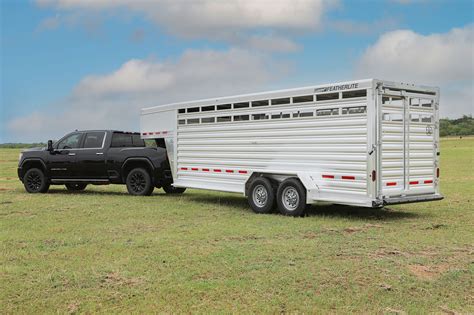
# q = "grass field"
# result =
<box><xmin>1</xmin><ymin>138</ymin><xmax>473</xmax><ymax>314</ymax></box>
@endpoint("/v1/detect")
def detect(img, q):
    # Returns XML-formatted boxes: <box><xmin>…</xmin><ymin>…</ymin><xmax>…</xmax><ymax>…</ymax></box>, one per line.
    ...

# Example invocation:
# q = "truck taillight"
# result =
<box><xmin>371</xmin><ymin>170</ymin><xmax>376</xmax><ymax>182</ymax></box>
<box><xmin>436</xmin><ymin>168</ymin><xmax>440</xmax><ymax>178</ymax></box>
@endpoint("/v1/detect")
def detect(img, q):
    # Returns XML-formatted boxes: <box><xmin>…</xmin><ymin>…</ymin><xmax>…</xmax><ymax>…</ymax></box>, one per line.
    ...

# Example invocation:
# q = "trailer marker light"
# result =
<box><xmin>162</xmin><ymin>131</ymin><xmax>168</xmax><ymax>135</ymax></box>
<box><xmin>202</xmin><ymin>168</ymin><xmax>210</xmax><ymax>172</ymax></box>
<box><xmin>238</xmin><ymin>170</ymin><xmax>248</xmax><ymax>174</ymax></box>
<box><xmin>226</xmin><ymin>170</ymin><xmax>234</xmax><ymax>173</ymax></box>
<box><xmin>409</xmin><ymin>181</ymin><xmax>419</xmax><ymax>185</ymax></box>
<box><xmin>386</xmin><ymin>182</ymin><xmax>397</xmax><ymax>186</ymax></box>
<box><xmin>214</xmin><ymin>169</ymin><xmax>222</xmax><ymax>172</ymax></box>
<box><xmin>342</xmin><ymin>176</ymin><xmax>355</xmax><ymax>180</ymax></box>
<box><xmin>424</xmin><ymin>180</ymin><xmax>433</xmax><ymax>184</ymax></box>
<box><xmin>180</xmin><ymin>167</ymin><xmax>188</xmax><ymax>171</ymax></box>
<box><xmin>436</xmin><ymin>168</ymin><xmax>440</xmax><ymax>178</ymax></box>
<box><xmin>371</xmin><ymin>170</ymin><xmax>376</xmax><ymax>182</ymax></box>
<box><xmin>191</xmin><ymin>168</ymin><xmax>198</xmax><ymax>171</ymax></box>
<box><xmin>322</xmin><ymin>174</ymin><xmax>334</xmax><ymax>179</ymax></box>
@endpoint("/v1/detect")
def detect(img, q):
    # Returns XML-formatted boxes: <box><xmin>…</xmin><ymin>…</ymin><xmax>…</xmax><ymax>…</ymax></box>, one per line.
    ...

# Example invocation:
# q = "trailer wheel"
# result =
<box><xmin>23</xmin><ymin>168</ymin><xmax>50</xmax><ymax>193</ymax></box>
<box><xmin>163</xmin><ymin>184</ymin><xmax>186</xmax><ymax>194</ymax></box>
<box><xmin>276</xmin><ymin>178</ymin><xmax>306</xmax><ymax>217</ymax></box>
<box><xmin>65</xmin><ymin>183</ymin><xmax>87</xmax><ymax>191</ymax></box>
<box><xmin>248</xmin><ymin>177</ymin><xmax>275</xmax><ymax>214</ymax></box>
<box><xmin>126</xmin><ymin>168</ymin><xmax>154</xmax><ymax>196</ymax></box>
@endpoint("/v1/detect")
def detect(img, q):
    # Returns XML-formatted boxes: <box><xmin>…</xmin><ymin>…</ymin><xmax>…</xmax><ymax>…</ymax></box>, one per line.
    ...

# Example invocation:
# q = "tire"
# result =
<box><xmin>163</xmin><ymin>184</ymin><xmax>186</xmax><ymax>194</ymax></box>
<box><xmin>126</xmin><ymin>168</ymin><xmax>154</xmax><ymax>196</ymax></box>
<box><xmin>23</xmin><ymin>168</ymin><xmax>50</xmax><ymax>193</ymax></box>
<box><xmin>65</xmin><ymin>183</ymin><xmax>87</xmax><ymax>191</ymax></box>
<box><xmin>247</xmin><ymin>177</ymin><xmax>275</xmax><ymax>214</ymax></box>
<box><xmin>276</xmin><ymin>178</ymin><xmax>307</xmax><ymax>217</ymax></box>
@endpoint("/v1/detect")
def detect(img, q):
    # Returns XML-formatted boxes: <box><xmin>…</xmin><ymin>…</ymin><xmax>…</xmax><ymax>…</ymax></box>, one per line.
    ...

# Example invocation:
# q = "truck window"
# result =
<box><xmin>56</xmin><ymin>133</ymin><xmax>83</xmax><ymax>149</ymax></box>
<box><xmin>111</xmin><ymin>133</ymin><xmax>145</xmax><ymax>147</ymax></box>
<box><xmin>83</xmin><ymin>132</ymin><xmax>105</xmax><ymax>148</ymax></box>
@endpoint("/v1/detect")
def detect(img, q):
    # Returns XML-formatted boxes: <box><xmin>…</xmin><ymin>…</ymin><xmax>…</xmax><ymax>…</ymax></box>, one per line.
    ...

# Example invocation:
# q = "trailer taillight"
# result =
<box><xmin>436</xmin><ymin>168</ymin><xmax>440</xmax><ymax>178</ymax></box>
<box><xmin>371</xmin><ymin>170</ymin><xmax>376</xmax><ymax>182</ymax></box>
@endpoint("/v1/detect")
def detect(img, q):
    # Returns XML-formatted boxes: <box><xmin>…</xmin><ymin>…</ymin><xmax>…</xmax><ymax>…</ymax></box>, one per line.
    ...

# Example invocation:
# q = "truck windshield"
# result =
<box><xmin>111</xmin><ymin>133</ymin><xmax>145</xmax><ymax>147</ymax></box>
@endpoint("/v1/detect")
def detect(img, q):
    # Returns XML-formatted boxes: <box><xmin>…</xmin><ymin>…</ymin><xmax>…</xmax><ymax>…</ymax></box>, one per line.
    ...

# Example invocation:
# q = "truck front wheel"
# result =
<box><xmin>23</xmin><ymin>168</ymin><xmax>50</xmax><ymax>193</ymax></box>
<box><xmin>126</xmin><ymin>168</ymin><xmax>154</xmax><ymax>196</ymax></box>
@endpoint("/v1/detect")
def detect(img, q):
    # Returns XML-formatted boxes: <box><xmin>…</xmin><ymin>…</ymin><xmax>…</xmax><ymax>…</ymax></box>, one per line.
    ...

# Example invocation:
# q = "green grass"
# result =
<box><xmin>1</xmin><ymin>138</ymin><xmax>473</xmax><ymax>314</ymax></box>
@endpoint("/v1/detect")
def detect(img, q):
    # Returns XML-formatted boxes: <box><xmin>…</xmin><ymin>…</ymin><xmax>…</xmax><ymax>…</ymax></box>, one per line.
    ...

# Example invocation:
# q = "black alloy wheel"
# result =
<box><xmin>23</xmin><ymin>168</ymin><xmax>50</xmax><ymax>193</ymax></box>
<box><xmin>126</xmin><ymin>168</ymin><xmax>154</xmax><ymax>196</ymax></box>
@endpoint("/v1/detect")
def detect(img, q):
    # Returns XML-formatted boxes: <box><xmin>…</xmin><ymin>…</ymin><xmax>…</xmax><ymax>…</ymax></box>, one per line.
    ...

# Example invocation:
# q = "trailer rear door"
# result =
<box><xmin>379</xmin><ymin>89</ymin><xmax>438</xmax><ymax>198</ymax></box>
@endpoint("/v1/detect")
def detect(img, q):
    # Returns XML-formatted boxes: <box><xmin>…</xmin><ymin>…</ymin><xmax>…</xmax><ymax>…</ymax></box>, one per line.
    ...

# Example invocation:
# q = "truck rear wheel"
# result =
<box><xmin>163</xmin><ymin>184</ymin><xmax>186</xmax><ymax>194</ymax></box>
<box><xmin>23</xmin><ymin>168</ymin><xmax>50</xmax><ymax>193</ymax></box>
<box><xmin>65</xmin><ymin>183</ymin><xmax>87</xmax><ymax>191</ymax></box>
<box><xmin>248</xmin><ymin>177</ymin><xmax>275</xmax><ymax>214</ymax></box>
<box><xmin>126</xmin><ymin>168</ymin><xmax>154</xmax><ymax>196</ymax></box>
<box><xmin>276</xmin><ymin>178</ymin><xmax>306</xmax><ymax>217</ymax></box>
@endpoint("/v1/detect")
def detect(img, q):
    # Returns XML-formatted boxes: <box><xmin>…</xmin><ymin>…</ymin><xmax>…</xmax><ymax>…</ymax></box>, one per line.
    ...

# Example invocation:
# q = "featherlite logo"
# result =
<box><xmin>314</xmin><ymin>83</ymin><xmax>359</xmax><ymax>93</ymax></box>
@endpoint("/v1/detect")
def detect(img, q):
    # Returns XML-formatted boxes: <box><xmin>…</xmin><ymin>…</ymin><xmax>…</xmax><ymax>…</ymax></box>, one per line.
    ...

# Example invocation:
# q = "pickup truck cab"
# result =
<box><xmin>18</xmin><ymin>130</ymin><xmax>185</xmax><ymax>196</ymax></box>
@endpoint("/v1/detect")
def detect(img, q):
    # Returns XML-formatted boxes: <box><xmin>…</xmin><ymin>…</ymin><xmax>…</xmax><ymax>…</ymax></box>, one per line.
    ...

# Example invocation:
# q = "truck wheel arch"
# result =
<box><xmin>121</xmin><ymin>158</ymin><xmax>154</xmax><ymax>182</ymax></box>
<box><xmin>20</xmin><ymin>158</ymin><xmax>47</xmax><ymax>180</ymax></box>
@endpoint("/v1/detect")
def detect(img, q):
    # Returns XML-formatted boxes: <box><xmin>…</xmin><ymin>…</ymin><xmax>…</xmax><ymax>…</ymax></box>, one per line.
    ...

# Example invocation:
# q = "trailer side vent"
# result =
<box><xmin>421</xmin><ymin>100</ymin><xmax>433</xmax><ymax>108</ymax></box>
<box><xmin>187</xmin><ymin>118</ymin><xmax>200</xmax><ymax>124</ymax></box>
<box><xmin>234</xmin><ymin>115</ymin><xmax>249</xmax><ymax>121</ymax></box>
<box><xmin>187</xmin><ymin>107</ymin><xmax>200</xmax><ymax>113</ymax></box>
<box><xmin>316</xmin><ymin>93</ymin><xmax>339</xmax><ymax>101</ymax></box>
<box><xmin>421</xmin><ymin>115</ymin><xmax>433</xmax><ymax>123</ymax></box>
<box><xmin>178</xmin><ymin>108</ymin><xmax>186</xmax><ymax>114</ymax></box>
<box><xmin>271</xmin><ymin>97</ymin><xmax>290</xmax><ymax>105</ymax></box>
<box><xmin>299</xmin><ymin>111</ymin><xmax>314</xmax><ymax>117</ymax></box>
<box><xmin>293</xmin><ymin>95</ymin><xmax>314</xmax><ymax>103</ymax></box>
<box><xmin>201</xmin><ymin>117</ymin><xmax>215</xmax><ymax>123</ymax></box>
<box><xmin>271</xmin><ymin>112</ymin><xmax>291</xmax><ymax>119</ymax></box>
<box><xmin>178</xmin><ymin>119</ymin><xmax>186</xmax><ymax>125</ymax></box>
<box><xmin>252</xmin><ymin>100</ymin><xmax>269</xmax><ymax>107</ymax></box>
<box><xmin>217</xmin><ymin>116</ymin><xmax>232</xmax><ymax>122</ymax></box>
<box><xmin>252</xmin><ymin>113</ymin><xmax>269</xmax><ymax>120</ymax></box>
<box><xmin>411</xmin><ymin>114</ymin><xmax>420</xmax><ymax>122</ymax></box>
<box><xmin>342</xmin><ymin>106</ymin><xmax>367</xmax><ymax>115</ymax></box>
<box><xmin>217</xmin><ymin>104</ymin><xmax>231</xmax><ymax>110</ymax></box>
<box><xmin>234</xmin><ymin>102</ymin><xmax>250</xmax><ymax>109</ymax></box>
<box><xmin>342</xmin><ymin>89</ymin><xmax>367</xmax><ymax>99</ymax></box>
<box><xmin>202</xmin><ymin>105</ymin><xmax>215</xmax><ymax>112</ymax></box>
<box><xmin>410</xmin><ymin>98</ymin><xmax>420</xmax><ymax>106</ymax></box>
<box><xmin>316</xmin><ymin>108</ymin><xmax>339</xmax><ymax>116</ymax></box>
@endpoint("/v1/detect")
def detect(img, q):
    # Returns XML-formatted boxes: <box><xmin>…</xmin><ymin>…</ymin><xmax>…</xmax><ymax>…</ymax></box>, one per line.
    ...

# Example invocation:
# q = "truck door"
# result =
<box><xmin>74</xmin><ymin>131</ymin><xmax>107</xmax><ymax>179</ymax></box>
<box><xmin>379</xmin><ymin>91</ymin><xmax>438</xmax><ymax>197</ymax></box>
<box><xmin>49</xmin><ymin>132</ymin><xmax>83</xmax><ymax>179</ymax></box>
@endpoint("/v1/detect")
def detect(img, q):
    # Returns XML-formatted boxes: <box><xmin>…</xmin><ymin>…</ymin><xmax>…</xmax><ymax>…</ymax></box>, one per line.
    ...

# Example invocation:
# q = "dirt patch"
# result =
<box><xmin>100</xmin><ymin>272</ymin><xmax>145</xmax><ymax>287</ymax></box>
<box><xmin>67</xmin><ymin>301</ymin><xmax>80</xmax><ymax>314</ymax></box>
<box><xmin>407</xmin><ymin>264</ymin><xmax>450</xmax><ymax>281</ymax></box>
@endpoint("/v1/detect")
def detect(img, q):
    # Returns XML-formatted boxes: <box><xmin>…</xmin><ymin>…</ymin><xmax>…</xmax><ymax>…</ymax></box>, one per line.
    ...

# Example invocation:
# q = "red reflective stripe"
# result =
<box><xmin>154</xmin><ymin>132</ymin><xmax>161</xmax><ymax>135</ymax></box>
<box><xmin>142</xmin><ymin>133</ymin><xmax>148</xmax><ymax>135</ymax></box>
<box><xmin>162</xmin><ymin>131</ymin><xmax>168</xmax><ymax>134</ymax></box>
<box><xmin>213</xmin><ymin>169</ymin><xmax>222</xmax><ymax>172</ymax></box>
<box><xmin>342</xmin><ymin>176</ymin><xmax>355</xmax><ymax>180</ymax></box>
<box><xmin>191</xmin><ymin>168</ymin><xmax>198</xmax><ymax>171</ymax></box>
<box><xmin>226</xmin><ymin>170</ymin><xmax>234</xmax><ymax>173</ymax></box>
<box><xmin>202</xmin><ymin>168</ymin><xmax>210</xmax><ymax>172</ymax></box>
<box><xmin>322</xmin><ymin>174</ymin><xmax>334</xmax><ymax>179</ymax></box>
<box><xmin>386</xmin><ymin>182</ymin><xmax>397</xmax><ymax>186</ymax></box>
<box><xmin>238</xmin><ymin>170</ymin><xmax>248</xmax><ymax>174</ymax></box>
<box><xmin>424</xmin><ymin>180</ymin><xmax>433</xmax><ymax>184</ymax></box>
<box><xmin>180</xmin><ymin>167</ymin><xmax>188</xmax><ymax>170</ymax></box>
<box><xmin>409</xmin><ymin>181</ymin><xmax>419</xmax><ymax>185</ymax></box>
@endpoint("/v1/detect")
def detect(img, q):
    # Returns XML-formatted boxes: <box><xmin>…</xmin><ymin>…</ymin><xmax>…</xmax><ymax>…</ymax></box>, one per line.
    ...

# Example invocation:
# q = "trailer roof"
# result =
<box><xmin>141</xmin><ymin>78</ymin><xmax>438</xmax><ymax>115</ymax></box>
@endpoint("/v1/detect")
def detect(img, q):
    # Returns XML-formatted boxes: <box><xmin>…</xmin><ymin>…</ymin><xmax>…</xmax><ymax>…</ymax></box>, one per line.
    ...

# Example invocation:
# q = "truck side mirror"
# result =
<box><xmin>47</xmin><ymin>140</ymin><xmax>53</xmax><ymax>152</ymax></box>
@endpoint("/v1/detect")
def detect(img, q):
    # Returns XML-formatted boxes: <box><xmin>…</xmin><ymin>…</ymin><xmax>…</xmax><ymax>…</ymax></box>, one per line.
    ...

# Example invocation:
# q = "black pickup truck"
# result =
<box><xmin>17</xmin><ymin>130</ymin><xmax>185</xmax><ymax>196</ymax></box>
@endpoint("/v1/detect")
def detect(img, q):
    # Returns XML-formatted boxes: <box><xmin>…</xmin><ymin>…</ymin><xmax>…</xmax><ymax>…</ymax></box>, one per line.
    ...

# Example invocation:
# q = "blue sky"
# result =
<box><xmin>1</xmin><ymin>0</ymin><xmax>473</xmax><ymax>142</ymax></box>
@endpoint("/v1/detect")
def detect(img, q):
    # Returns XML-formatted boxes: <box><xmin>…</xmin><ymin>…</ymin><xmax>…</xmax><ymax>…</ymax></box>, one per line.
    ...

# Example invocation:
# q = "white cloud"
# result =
<box><xmin>356</xmin><ymin>25</ymin><xmax>474</xmax><ymax>117</ymax></box>
<box><xmin>7</xmin><ymin>49</ymin><xmax>286</xmax><ymax>141</ymax></box>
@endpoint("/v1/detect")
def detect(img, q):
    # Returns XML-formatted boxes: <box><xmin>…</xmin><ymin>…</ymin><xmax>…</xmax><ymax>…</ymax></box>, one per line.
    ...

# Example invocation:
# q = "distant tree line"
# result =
<box><xmin>440</xmin><ymin>115</ymin><xmax>474</xmax><ymax>137</ymax></box>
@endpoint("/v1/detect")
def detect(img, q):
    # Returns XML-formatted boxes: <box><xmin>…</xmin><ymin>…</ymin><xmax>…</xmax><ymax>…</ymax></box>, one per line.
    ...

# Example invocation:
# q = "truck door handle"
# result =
<box><xmin>68</xmin><ymin>153</ymin><xmax>76</xmax><ymax>156</ymax></box>
<box><xmin>96</xmin><ymin>152</ymin><xmax>104</xmax><ymax>155</ymax></box>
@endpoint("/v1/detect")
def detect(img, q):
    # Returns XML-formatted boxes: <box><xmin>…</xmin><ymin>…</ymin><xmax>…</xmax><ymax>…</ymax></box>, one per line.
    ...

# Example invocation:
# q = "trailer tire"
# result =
<box><xmin>65</xmin><ymin>183</ymin><xmax>87</xmax><ymax>191</ymax></box>
<box><xmin>126</xmin><ymin>168</ymin><xmax>154</xmax><ymax>196</ymax></box>
<box><xmin>248</xmin><ymin>177</ymin><xmax>275</xmax><ymax>214</ymax></box>
<box><xmin>23</xmin><ymin>168</ymin><xmax>50</xmax><ymax>193</ymax></box>
<box><xmin>277</xmin><ymin>178</ymin><xmax>306</xmax><ymax>217</ymax></box>
<box><xmin>163</xmin><ymin>184</ymin><xmax>186</xmax><ymax>194</ymax></box>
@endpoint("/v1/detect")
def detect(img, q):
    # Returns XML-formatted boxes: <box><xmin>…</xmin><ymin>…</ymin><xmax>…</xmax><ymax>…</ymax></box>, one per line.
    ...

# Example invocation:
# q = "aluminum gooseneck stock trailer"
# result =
<box><xmin>140</xmin><ymin>79</ymin><xmax>443</xmax><ymax>216</ymax></box>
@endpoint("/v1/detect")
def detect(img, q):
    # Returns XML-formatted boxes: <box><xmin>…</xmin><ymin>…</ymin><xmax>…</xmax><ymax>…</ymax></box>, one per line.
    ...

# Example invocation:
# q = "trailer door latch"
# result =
<box><xmin>368</xmin><ymin>144</ymin><xmax>377</xmax><ymax>155</ymax></box>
